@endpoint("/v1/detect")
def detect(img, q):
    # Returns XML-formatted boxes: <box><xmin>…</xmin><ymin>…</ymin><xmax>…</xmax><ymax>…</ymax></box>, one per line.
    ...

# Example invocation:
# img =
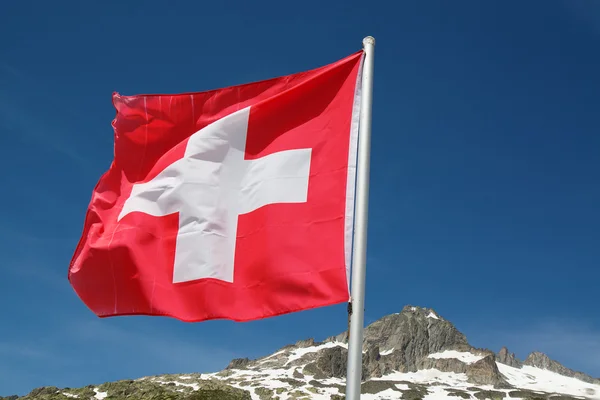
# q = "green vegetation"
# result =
<box><xmin>446</xmin><ymin>389</ymin><xmax>471</xmax><ymax>398</ymax></box>
<box><xmin>16</xmin><ymin>379</ymin><xmax>251</xmax><ymax>400</ymax></box>
<box><xmin>472</xmin><ymin>390</ymin><xmax>505</xmax><ymax>400</ymax></box>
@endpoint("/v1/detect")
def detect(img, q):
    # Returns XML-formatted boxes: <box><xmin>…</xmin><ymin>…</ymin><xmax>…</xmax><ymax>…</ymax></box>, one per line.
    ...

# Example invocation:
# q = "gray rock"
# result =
<box><xmin>275</xmin><ymin>337</ymin><xmax>316</xmax><ymax>353</ymax></box>
<box><xmin>315</xmin><ymin>346</ymin><xmax>349</xmax><ymax>378</ymax></box>
<box><xmin>294</xmin><ymin>338</ymin><xmax>316</xmax><ymax>348</ymax></box>
<box><xmin>360</xmin><ymin>306</ymin><xmax>469</xmax><ymax>373</ymax></box>
<box><xmin>226</xmin><ymin>358</ymin><xmax>252</xmax><ymax>370</ymax></box>
<box><xmin>417</xmin><ymin>356</ymin><xmax>469</xmax><ymax>374</ymax></box>
<box><xmin>299</xmin><ymin>345</ymin><xmax>369</xmax><ymax>381</ymax></box>
<box><xmin>465</xmin><ymin>355</ymin><xmax>510</xmax><ymax>388</ymax></box>
<box><xmin>318</xmin><ymin>305</ymin><xmax>472</xmax><ymax>380</ymax></box>
<box><xmin>497</xmin><ymin>347</ymin><xmax>522</xmax><ymax>368</ymax></box>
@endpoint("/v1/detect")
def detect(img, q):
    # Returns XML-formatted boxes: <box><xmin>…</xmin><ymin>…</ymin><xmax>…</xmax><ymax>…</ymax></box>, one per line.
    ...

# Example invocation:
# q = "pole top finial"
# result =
<box><xmin>363</xmin><ymin>36</ymin><xmax>375</xmax><ymax>47</ymax></box>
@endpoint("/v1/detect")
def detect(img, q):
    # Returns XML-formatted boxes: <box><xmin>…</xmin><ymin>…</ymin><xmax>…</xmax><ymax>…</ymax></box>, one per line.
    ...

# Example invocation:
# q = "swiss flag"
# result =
<box><xmin>69</xmin><ymin>51</ymin><xmax>364</xmax><ymax>322</ymax></box>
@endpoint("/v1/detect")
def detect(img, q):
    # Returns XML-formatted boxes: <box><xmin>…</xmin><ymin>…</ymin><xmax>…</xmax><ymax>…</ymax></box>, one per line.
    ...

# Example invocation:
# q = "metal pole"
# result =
<box><xmin>345</xmin><ymin>35</ymin><xmax>375</xmax><ymax>400</ymax></box>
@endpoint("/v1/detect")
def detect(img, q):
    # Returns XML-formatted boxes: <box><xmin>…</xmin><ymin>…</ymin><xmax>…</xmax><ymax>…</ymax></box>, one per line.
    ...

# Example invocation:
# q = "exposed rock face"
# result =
<box><xmin>465</xmin><ymin>355</ymin><xmax>510</xmax><ymax>387</ymax></box>
<box><xmin>365</xmin><ymin>306</ymin><xmax>471</xmax><ymax>377</ymax></box>
<box><xmin>368</xmin><ymin>306</ymin><xmax>467</xmax><ymax>360</ymax></box>
<box><xmin>524</xmin><ymin>351</ymin><xmax>600</xmax><ymax>385</ymax></box>
<box><xmin>314</xmin><ymin>346</ymin><xmax>351</xmax><ymax>378</ymax></box>
<box><xmin>226</xmin><ymin>358</ymin><xmax>251</xmax><ymax>370</ymax></box>
<box><xmin>327</xmin><ymin>305</ymin><xmax>470</xmax><ymax>377</ymax></box>
<box><xmin>294</xmin><ymin>338</ymin><xmax>316</xmax><ymax>348</ymax></box>
<box><xmin>497</xmin><ymin>346</ymin><xmax>522</xmax><ymax>368</ymax></box>
<box><xmin>417</xmin><ymin>356</ymin><xmax>469</xmax><ymax>374</ymax></box>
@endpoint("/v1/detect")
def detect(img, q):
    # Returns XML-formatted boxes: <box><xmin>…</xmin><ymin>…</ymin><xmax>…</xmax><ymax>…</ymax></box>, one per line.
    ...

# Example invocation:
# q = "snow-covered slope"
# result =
<box><xmin>123</xmin><ymin>343</ymin><xmax>600</xmax><ymax>399</ymax></box>
<box><xmin>192</xmin><ymin>342</ymin><xmax>600</xmax><ymax>399</ymax></box>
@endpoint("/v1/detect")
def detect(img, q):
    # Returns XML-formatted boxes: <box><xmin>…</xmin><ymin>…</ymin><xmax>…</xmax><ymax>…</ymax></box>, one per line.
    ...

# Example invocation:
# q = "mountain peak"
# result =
<box><xmin>524</xmin><ymin>351</ymin><xmax>551</xmax><ymax>367</ymax></box>
<box><xmin>400</xmin><ymin>305</ymin><xmax>444</xmax><ymax>321</ymax></box>
<box><xmin>355</xmin><ymin>305</ymin><xmax>470</xmax><ymax>375</ymax></box>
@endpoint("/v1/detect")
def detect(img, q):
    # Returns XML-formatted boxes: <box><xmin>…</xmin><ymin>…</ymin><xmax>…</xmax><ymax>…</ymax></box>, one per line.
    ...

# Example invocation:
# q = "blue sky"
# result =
<box><xmin>1</xmin><ymin>0</ymin><xmax>599</xmax><ymax>396</ymax></box>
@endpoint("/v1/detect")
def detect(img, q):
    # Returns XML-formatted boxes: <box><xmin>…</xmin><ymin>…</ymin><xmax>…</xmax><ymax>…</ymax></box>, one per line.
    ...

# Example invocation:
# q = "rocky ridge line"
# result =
<box><xmin>524</xmin><ymin>351</ymin><xmax>600</xmax><ymax>385</ymax></box>
<box><xmin>227</xmin><ymin>305</ymin><xmax>598</xmax><ymax>390</ymax></box>
<box><xmin>493</xmin><ymin>347</ymin><xmax>600</xmax><ymax>385</ymax></box>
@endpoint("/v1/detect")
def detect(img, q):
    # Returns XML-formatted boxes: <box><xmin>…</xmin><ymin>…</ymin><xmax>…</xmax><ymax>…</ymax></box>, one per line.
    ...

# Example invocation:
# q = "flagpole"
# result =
<box><xmin>345</xmin><ymin>36</ymin><xmax>375</xmax><ymax>400</ymax></box>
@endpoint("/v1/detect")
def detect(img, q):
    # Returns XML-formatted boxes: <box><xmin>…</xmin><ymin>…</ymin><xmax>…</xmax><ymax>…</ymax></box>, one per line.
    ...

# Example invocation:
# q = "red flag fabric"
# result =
<box><xmin>69</xmin><ymin>51</ymin><xmax>364</xmax><ymax>322</ymax></box>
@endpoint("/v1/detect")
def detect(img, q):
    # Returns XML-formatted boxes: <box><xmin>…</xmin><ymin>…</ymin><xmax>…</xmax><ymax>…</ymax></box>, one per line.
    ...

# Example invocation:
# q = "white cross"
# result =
<box><xmin>118</xmin><ymin>106</ymin><xmax>312</xmax><ymax>283</ymax></box>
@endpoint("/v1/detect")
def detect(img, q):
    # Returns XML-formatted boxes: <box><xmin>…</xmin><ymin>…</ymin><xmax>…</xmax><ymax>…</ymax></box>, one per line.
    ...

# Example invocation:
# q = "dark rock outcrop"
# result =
<box><xmin>362</xmin><ymin>306</ymin><xmax>470</xmax><ymax>376</ymax></box>
<box><xmin>497</xmin><ymin>347</ymin><xmax>522</xmax><ymax>368</ymax></box>
<box><xmin>314</xmin><ymin>346</ymin><xmax>350</xmax><ymax>378</ymax></box>
<box><xmin>294</xmin><ymin>338</ymin><xmax>316</xmax><ymax>348</ymax></box>
<box><xmin>226</xmin><ymin>358</ymin><xmax>252</xmax><ymax>370</ymax></box>
<box><xmin>327</xmin><ymin>305</ymin><xmax>470</xmax><ymax>377</ymax></box>
<box><xmin>417</xmin><ymin>356</ymin><xmax>469</xmax><ymax>374</ymax></box>
<box><xmin>465</xmin><ymin>355</ymin><xmax>510</xmax><ymax>388</ymax></box>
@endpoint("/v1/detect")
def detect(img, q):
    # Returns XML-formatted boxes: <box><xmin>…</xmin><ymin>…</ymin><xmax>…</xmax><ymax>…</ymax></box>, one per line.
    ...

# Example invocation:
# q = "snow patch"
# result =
<box><xmin>209</xmin><ymin>364</ymin><xmax>347</xmax><ymax>400</ymax></box>
<box><xmin>361</xmin><ymin>388</ymin><xmax>400</xmax><ymax>399</ymax></box>
<box><xmin>93</xmin><ymin>388</ymin><xmax>107</xmax><ymax>400</ymax></box>
<box><xmin>427</xmin><ymin>311</ymin><xmax>439</xmax><ymax>320</ymax></box>
<box><xmin>62</xmin><ymin>393</ymin><xmax>78</xmax><ymax>398</ymax></box>
<box><xmin>285</xmin><ymin>341</ymin><xmax>346</xmax><ymax>364</ymax></box>
<box><xmin>156</xmin><ymin>380</ymin><xmax>200</xmax><ymax>391</ymax></box>
<box><xmin>380</xmin><ymin>348</ymin><xmax>394</xmax><ymax>356</ymax></box>
<box><xmin>428</xmin><ymin>350</ymin><xmax>483</xmax><ymax>364</ymax></box>
<box><xmin>497</xmin><ymin>363</ymin><xmax>600</xmax><ymax>399</ymax></box>
<box><xmin>375</xmin><ymin>368</ymin><xmax>471</xmax><ymax>387</ymax></box>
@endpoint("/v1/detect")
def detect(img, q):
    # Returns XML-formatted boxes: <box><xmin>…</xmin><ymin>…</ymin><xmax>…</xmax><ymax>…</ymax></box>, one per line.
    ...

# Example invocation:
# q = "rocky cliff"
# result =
<box><xmin>497</xmin><ymin>346</ymin><xmax>522</xmax><ymax>368</ymax></box>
